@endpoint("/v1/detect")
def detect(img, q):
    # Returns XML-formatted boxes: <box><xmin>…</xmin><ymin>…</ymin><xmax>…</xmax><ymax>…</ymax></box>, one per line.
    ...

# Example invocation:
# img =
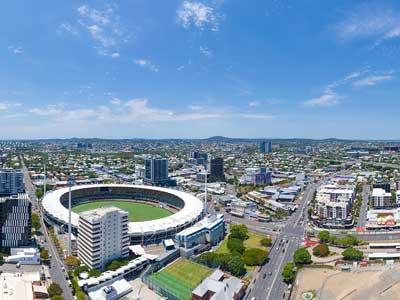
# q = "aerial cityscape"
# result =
<box><xmin>2</xmin><ymin>1</ymin><xmax>400</xmax><ymax>300</ymax></box>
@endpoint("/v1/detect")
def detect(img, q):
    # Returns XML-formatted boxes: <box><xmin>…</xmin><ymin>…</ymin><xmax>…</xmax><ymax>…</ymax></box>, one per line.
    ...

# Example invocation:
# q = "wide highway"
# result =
<box><xmin>248</xmin><ymin>183</ymin><xmax>317</xmax><ymax>300</ymax></box>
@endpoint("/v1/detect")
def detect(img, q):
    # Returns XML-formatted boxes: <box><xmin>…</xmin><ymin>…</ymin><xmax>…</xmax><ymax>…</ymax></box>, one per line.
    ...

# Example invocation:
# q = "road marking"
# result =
<box><xmin>265</xmin><ymin>243</ymin><xmax>289</xmax><ymax>300</ymax></box>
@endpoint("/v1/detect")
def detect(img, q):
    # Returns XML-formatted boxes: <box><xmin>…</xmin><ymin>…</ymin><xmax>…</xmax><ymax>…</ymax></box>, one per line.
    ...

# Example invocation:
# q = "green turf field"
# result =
<box><xmin>72</xmin><ymin>200</ymin><xmax>172</xmax><ymax>222</ymax></box>
<box><xmin>149</xmin><ymin>259</ymin><xmax>212</xmax><ymax>300</ymax></box>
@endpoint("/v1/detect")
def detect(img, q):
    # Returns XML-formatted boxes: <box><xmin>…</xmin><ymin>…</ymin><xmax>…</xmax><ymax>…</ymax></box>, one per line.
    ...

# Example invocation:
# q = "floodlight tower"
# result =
<box><xmin>43</xmin><ymin>163</ymin><xmax>46</xmax><ymax>195</ymax></box>
<box><xmin>67</xmin><ymin>175</ymin><xmax>75</xmax><ymax>256</ymax></box>
<box><xmin>204</xmin><ymin>172</ymin><xmax>208</xmax><ymax>216</ymax></box>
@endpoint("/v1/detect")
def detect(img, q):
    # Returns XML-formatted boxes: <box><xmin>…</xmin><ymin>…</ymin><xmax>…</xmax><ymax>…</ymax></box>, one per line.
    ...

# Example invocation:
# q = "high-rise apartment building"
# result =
<box><xmin>144</xmin><ymin>158</ymin><xmax>169</xmax><ymax>186</ymax></box>
<box><xmin>78</xmin><ymin>206</ymin><xmax>129</xmax><ymax>270</ymax></box>
<box><xmin>259</xmin><ymin>141</ymin><xmax>272</xmax><ymax>153</ymax></box>
<box><xmin>209</xmin><ymin>158</ymin><xmax>225</xmax><ymax>182</ymax></box>
<box><xmin>0</xmin><ymin>169</ymin><xmax>24</xmax><ymax>196</ymax></box>
<box><xmin>0</xmin><ymin>194</ymin><xmax>32</xmax><ymax>248</ymax></box>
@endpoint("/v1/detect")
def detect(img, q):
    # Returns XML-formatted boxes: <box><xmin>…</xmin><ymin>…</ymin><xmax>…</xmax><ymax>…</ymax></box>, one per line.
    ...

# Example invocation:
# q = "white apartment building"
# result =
<box><xmin>78</xmin><ymin>206</ymin><xmax>129</xmax><ymax>270</ymax></box>
<box><xmin>314</xmin><ymin>184</ymin><xmax>355</xmax><ymax>228</ymax></box>
<box><xmin>372</xmin><ymin>188</ymin><xmax>392</xmax><ymax>208</ymax></box>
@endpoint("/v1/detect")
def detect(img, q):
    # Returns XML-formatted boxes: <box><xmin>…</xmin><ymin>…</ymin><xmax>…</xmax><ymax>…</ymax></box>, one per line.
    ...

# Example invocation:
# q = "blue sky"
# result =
<box><xmin>1</xmin><ymin>0</ymin><xmax>400</xmax><ymax>139</ymax></box>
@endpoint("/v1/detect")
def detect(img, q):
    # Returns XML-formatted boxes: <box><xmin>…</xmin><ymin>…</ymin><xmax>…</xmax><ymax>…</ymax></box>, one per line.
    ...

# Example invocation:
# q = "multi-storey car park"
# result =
<box><xmin>42</xmin><ymin>184</ymin><xmax>204</xmax><ymax>245</ymax></box>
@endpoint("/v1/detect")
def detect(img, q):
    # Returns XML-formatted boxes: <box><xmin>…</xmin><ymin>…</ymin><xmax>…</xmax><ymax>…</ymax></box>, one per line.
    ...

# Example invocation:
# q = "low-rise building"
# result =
<box><xmin>192</xmin><ymin>269</ymin><xmax>245</xmax><ymax>300</ymax></box>
<box><xmin>0</xmin><ymin>272</ymin><xmax>48</xmax><ymax>300</ymax></box>
<box><xmin>175</xmin><ymin>215</ymin><xmax>225</xmax><ymax>257</ymax></box>
<box><xmin>5</xmin><ymin>248</ymin><xmax>40</xmax><ymax>265</ymax></box>
<box><xmin>229</xmin><ymin>200</ymin><xmax>257</xmax><ymax>217</ymax></box>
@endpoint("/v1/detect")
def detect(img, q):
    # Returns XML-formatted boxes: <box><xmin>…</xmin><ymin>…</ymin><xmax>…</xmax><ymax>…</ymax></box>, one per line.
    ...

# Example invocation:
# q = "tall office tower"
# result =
<box><xmin>144</xmin><ymin>158</ymin><xmax>169</xmax><ymax>185</ymax></box>
<box><xmin>0</xmin><ymin>195</ymin><xmax>32</xmax><ymax>248</ymax></box>
<box><xmin>187</xmin><ymin>151</ymin><xmax>208</xmax><ymax>166</ymax></box>
<box><xmin>78</xmin><ymin>207</ymin><xmax>129</xmax><ymax>270</ymax></box>
<box><xmin>0</xmin><ymin>169</ymin><xmax>24</xmax><ymax>196</ymax></box>
<box><xmin>209</xmin><ymin>157</ymin><xmax>225</xmax><ymax>182</ymax></box>
<box><xmin>259</xmin><ymin>141</ymin><xmax>272</xmax><ymax>153</ymax></box>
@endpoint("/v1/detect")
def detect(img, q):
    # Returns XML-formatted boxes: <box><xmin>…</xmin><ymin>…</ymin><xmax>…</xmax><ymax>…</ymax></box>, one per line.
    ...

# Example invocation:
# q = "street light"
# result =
<box><xmin>67</xmin><ymin>175</ymin><xmax>75</xmax><ymax>256</ymax></box>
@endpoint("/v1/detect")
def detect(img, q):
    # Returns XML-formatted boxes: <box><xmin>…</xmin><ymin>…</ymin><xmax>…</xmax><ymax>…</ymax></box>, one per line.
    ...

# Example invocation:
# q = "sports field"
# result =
<box><xmin>149</xmin><ymin>259</ymin><xmax>212</xmax><ymax>300</ymax></box>
<box><xmin>72</xmin><ymin>200</ymin><xmax>172</xmax><ymax>222</ymax></box>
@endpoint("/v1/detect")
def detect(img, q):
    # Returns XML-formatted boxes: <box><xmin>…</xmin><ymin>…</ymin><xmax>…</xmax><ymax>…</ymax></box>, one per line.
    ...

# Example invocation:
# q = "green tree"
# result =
<box><xmin>227</xmin><ymin>238</ymin><xmax>245</xmax><ymax>254</ymax></box>
<box><xmin>0</xmin><ymin>254</ymin><xmax>3</xmax><ymax>266</ymax></box>
<box><xmin>312</xmin><ymin>244</ymin><xmax>329</xmax><ymax>258</ymax></box>
<box><xmin>35</xmin><ymin>188</ymin><xmax>44</xmax><ymax>199</ymax></box>
<box><xmin>32</xmin><ymin>212</ymin><xmax>41</xmax><ymax>231</ymax></box>
<box><xmin>260</xmin><ymin>237</ymin><xmax>272</xmax><ymax>247</ymax></box>
<box><xmin>328</xmin><ymin>235</ymin><xmax>338</xmax><ymax>245</ymax></box>
<box><xmin>65</xmin><ymin>256</ymin><xmax>80</xmax><ymax>268</ymax></box>
<box><xmin>51</xmin><ymin>296</ymin><xmax>65</xmax><ymax>300</ymax></box>
<box><xmin>195</xmin><ymin>252</ymin><xmax>220</xmax><ymax>268</ymax></box>
<box><xmin>40</xmin><ymin>249</ymin><xmax>49</xmax><ymax>260</ymax></box>
<box><xmin>243</xmin><ymin>248</ymin><xmax>268</xmax><ymax>266</ymax></box>
<box><xmin>76</xmin><ymin>291</ymin><xmax>87</xmax><ymax>300</ymax></box>
<box><xmin>338</xmin><ymin>235</ymin><xmax>359</xmax><ymax>248</ymax></box>
<box><xmin>48</xmin><ymin>283</ymin><xmax>63</xmax><ymax>298</ymax></box>
<box><xmin>227</xmin><ymin>255</ymin><xmax>245</xmax><ymax>276</ymax></box>
<box><xmin>88</xmin><ymin>269</ymin><xmax>102</xmax><ymax>277</ymax></box>
<box><xmin>229</xmin><ymin>224</ymin><xmax>249</xmax><ymax>240</ymax></box>
<box><xmin>317</xmin><ymin>231</ymin><xmax>330</xmax><ymax>243</ymax></box>
<box><xmin>293</xmin><ymin>248</ymin><xmax>312</xmax><ymax>265</ymax></box>
<box><xmin>342</xmin><ymin>247</ymin><xmax>363</xmax><ymax>261</ymax></box>
<box><xmin>282</xmin><ymin>262</ymin><xmax>296</xmax><ymax>283</ymax></box>
<box><xmin>274</xmin><ymin>208</ymin><xmax>288</xmax><ymax>219</ymax></box>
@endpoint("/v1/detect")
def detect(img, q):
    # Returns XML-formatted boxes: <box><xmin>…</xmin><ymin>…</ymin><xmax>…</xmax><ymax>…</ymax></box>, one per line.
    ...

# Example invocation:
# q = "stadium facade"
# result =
<box><xmin>42</xmin><ymin>184</ymin><xmax>204</xmax><ymax>245</ymax></box>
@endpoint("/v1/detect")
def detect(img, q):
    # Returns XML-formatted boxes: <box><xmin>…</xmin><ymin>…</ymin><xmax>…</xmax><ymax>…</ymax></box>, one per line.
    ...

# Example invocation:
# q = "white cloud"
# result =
<box><xmin>0</xmin><ymin>101</ymin><xmax>21</xmax><ymax>111</ymax></box>
<box><xmin>304</xmin><ymin>93</ymin><xmax>344</xmax><ymax>107</ymax></box>
<box><xmin>335</xmin><ymin>5</ymin><xmax>400</xmax><ymax>45</ymax></box>
<box><xmin>111</xmin><ymin>52</ymin><xmax>120</xmax><ymax>58</ymax></box>
<box><xmin>352</xmin><ymin>75</ymin><xmax>393</xmax><ymax>87</ymax></box>
<box><xmin>8</xmin><ymin>46</ymin><xmax>24</xmax><ymax>55</ymax></box>
<box><xmin>188</xmin><ymin>105</ymin><xmax>204</xmax><ymax>111</ymax></box>
<box><xmin>238</xmin><ymin>113</ymin><xmax>275</xmax><ymax>120</ymax></box>
<box><xmin>305</xmin><ymin>68</ymin><xmax>394</xmax><ymax>108</ymax></box>
<box><xmin>248</xmin><ymin>101</ymin><xmax>261</xmax><ymax>107</ymax></box>
<box><xmin>199</xmin><ymin>46</ymin><xmax>213</xmax><ymax>57</ymax></box>
<box><xmin>28</xmin><ymin>98</ymin><xmax>275</xmax><ymax>125</ymax></box>
<box><xmin>134</xmin><ymin>59</ymin><xmax>159</xmax><ymax>72</ymax></box>
<box><xmin>77</xmin><ymin>4</ymin><xmax>126</xmax><ymax>54</ymax></box>
<box><xmin>58</xmin><ymin>23</ymin><xmax>79</xmax><ymax>36</ymax></box>
<box><xmin>265</xmin><ymin>98</ymin><xmax>282</xmax><ymax>105</ymax></box>
<box><xmin>110</xmin><ymin>97</ymin><xmax>121</xmax><ymax>105</ymax></box>
<box><xmin>177</xmin><ymin>1</ymin><xmax>221</xmax><ymax>31</ymax></box>
<box><xmin>86</xmin><ymin>24</ymin><xmax>116</xmax><ymax>47</ymax></box>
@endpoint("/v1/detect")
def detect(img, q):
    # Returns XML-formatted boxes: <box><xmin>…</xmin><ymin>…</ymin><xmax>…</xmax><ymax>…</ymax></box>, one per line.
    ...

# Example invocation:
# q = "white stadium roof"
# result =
<box><xmin>42</xmin><ymin>184</ymin><xmax>204</xmax><ymax>236</ymax></box>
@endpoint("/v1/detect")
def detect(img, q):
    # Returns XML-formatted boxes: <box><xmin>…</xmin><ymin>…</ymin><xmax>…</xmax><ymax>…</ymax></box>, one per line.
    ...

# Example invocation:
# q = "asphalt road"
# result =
<box><xmin>356</xmin><ymin>184</ymin><xmax>370</xmax><ymax>228</ymax></box>
<box><xmin>248</xmin><ymin>183</ymin><xmax>317</xmax><ymax>300</ymax></box>
<box><xmin>20</xmin><ymin>156</ymin><xmax>73</xmax><ymax>300</ymax></box>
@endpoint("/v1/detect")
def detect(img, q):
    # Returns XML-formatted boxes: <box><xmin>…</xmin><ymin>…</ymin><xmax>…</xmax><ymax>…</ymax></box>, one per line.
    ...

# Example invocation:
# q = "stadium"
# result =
<box><xmin>42</xmin><ymin>184</ymin><xmax>204</xmax><ymax>244</ymax></box>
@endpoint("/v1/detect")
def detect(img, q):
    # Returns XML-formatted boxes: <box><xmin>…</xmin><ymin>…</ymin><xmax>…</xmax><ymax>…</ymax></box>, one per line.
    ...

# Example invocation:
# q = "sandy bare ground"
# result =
<box><xmin>292</xmin><ymin>264</ymin><xmax>400</xmax><ymax>300</ymax></box>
